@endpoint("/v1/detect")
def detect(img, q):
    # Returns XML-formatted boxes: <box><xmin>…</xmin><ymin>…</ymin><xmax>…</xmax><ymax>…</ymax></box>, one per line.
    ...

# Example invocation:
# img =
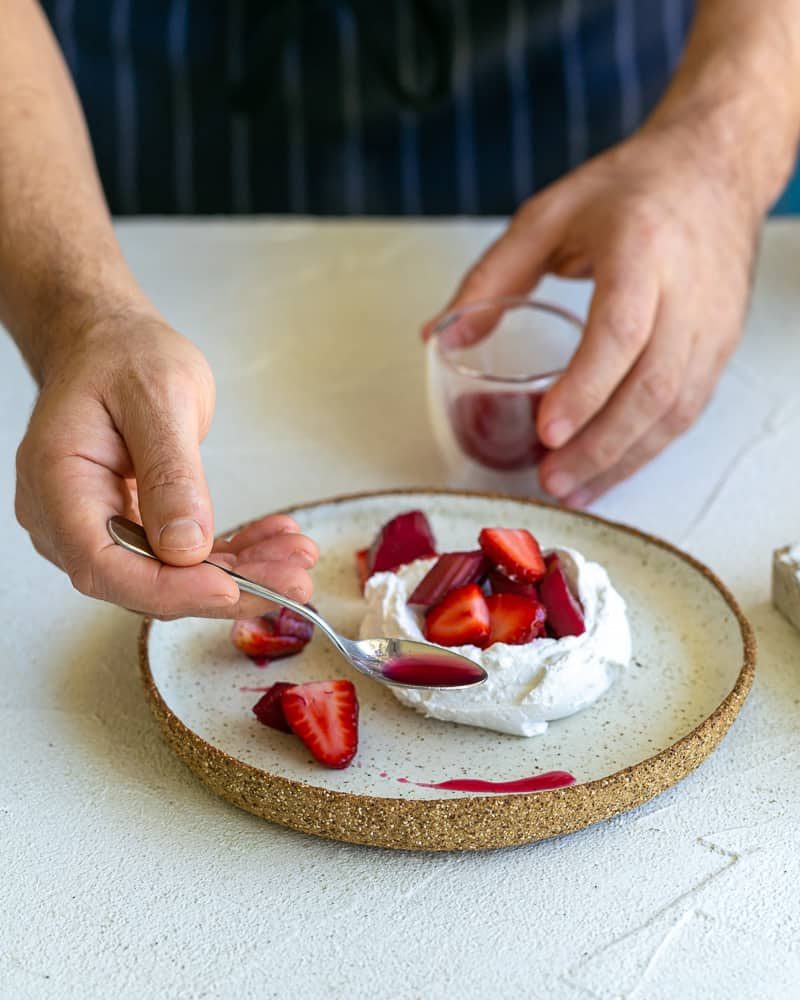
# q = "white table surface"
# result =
<box><xmin>2</xmin><ymin>219</ymin><xmax>799</xmax><ymax>1000</ymax></box>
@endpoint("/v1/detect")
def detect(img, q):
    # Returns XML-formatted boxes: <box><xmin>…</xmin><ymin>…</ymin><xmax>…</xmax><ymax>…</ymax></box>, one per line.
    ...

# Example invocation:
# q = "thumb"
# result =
<box><xmin>126</xmin><ymin>409</ymin><xmax>215</xmax><ymax>567</ymax></box>
<box><xmin>421</xmin><ymin>200</ymin><xmax>562</xmax><ymax>342</ymax></box>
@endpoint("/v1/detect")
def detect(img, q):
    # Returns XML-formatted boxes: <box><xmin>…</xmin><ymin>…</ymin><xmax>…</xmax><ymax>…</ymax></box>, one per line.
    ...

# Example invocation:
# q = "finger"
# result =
<box><xmin>222</xmin><ymin>514</ymin><xmax>303</xmax><ymax>554</ymax></box>
<box><xmin>539</xmin><ymin>294</ymin><xmax>689</xmax><ymax>498</ymax></box>
<box><xmin>223</xmin><ymin>556</ymin><xmax>315</xmax><ymax>616</ymax></box>
<box><xmin>537</xmin><ymin>255</ymin><xmax>660</xmax><ymax>450</ymax></box>
<box><xmin>232</xmin><ymin>531</ymin><xmax>319</xmax><ymax>569</ymax></box>
<box><xmin>421</xmin><ymin>197</ymin><xmax>563</xmax><ymax>341</ymax></box>
<box><xmin>119</xmin><ymin>393</ymin><xmax>214</xmax><ymax>567</ymax></box>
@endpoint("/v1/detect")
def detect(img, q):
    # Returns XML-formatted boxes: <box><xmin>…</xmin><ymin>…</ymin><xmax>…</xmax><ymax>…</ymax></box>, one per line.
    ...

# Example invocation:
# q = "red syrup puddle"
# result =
<box><xmin>395</xmin><ymin>771</ymin><xmax>575</xmax><ymax>793</ymax></box>
<box><xmin>382</xmin><ymin>654</ymin><xmax>484</xmax><ymax>687</ymax></box>
<box><xmin>248</xmin><ymin>656</ymin><xmax>270</xmax><ymax>667</ymax></box>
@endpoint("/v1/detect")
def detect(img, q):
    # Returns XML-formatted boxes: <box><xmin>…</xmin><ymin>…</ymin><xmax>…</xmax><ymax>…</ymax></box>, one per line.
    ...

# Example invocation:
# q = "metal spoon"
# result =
<box><xmin>108</xmin><ymin>516</ymin><xmax>487</xmax><ymax>691</ymax></box>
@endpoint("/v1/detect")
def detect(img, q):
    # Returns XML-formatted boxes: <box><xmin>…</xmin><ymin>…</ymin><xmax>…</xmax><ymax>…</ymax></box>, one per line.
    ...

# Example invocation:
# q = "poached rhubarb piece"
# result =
<box><xmin>539</xmin><ymin>555</ymin><xmax>586</xmax><ymax>637</ymax></box>
<box><xmin>230</xmin><ymin>617</ymin><xmax>307</xmax><ymax>661</ymax></box>
<box><xmin>274</xmin><ymin>606</ymin><xmax>315</xmax><ymax>643</ymax></box>
<box><xmin>479</xmin><ymin>527</ymin><xmax>546</xmax><ymax>584</ymax></box>
<box><xmin>487</xmin><ymin>568</ymin><xmax>539</xmax><ymax>599</ymax></box>
<box><xmin>281</xmin><ymin>680</ymin><xmax>359</xmax><ymax>769</ymax></box>
<box><xmin>408</xmin><ymin>550</ymin><xmax>488</xmax><ymax>608</ymax></box>
<box><xmin>485</xmin><ymin>593</ymin><xmax>547</xmax><ymax>646</ymax></box>
<box><xmin>424</xmin><ymin>583</ymin><xmax>490</xmax><ymax>648</ymax></box>
<box><xmin>252</xmin><ymin>682</ymin><xmax>295</xmax><ymax>732</ymax></box>
<box><xmin>367</xmin><ymin>510</ymin><xmax>437</xmax><ymax>575</ymax></box>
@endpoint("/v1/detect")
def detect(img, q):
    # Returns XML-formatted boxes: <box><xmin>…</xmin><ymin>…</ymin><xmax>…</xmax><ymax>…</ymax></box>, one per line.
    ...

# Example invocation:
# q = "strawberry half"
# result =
<box><xmin>487</xmin><ymin>568</ymin><xmax>539</xmax><ymax>599</ymax></box>
<box><xmin>355</xmin><ymin>547</ymin><xmax>371</xmax><ymax>592</ymax></box>
<box><xmin>231</xmin><ymin>617</ymin><xmax>307</xmax><ymax>661</ymax></box>
<box><xmin>424</xmin><ymin>583</ymin><xmax>490</xmax><ymax>648</ymax></box>
<box><xmin>252</xmin><ymin>682</ymin><xmax>295</xmax><ymax>732</ymax></box>
<box><xmin>408</xmin><ymin>550</ymin><xmax>488</xmax><ymax>608</ymax></box>
<box><xmin>539</xmin><ymin>555</ymin><xmax>586</xmax><ymax>637</ymax></box>
<box><xmin>479</xmin><ymin>527</ymin><xmax>546</xmax><ymax>583</ymax></box>
<box><xmin>367</xmin><ymin>510</ymin><xmax>437</xmax><ymax>574</ymax></box>
<box><xmin>281</xmin><ymin>680</ymin><xmax>359</xmax><ymax>769</ymax></box>
<box><xmin>485</xmin><ymin>593</ymin><xmax>547</xmax><ymax>646</ymax></box>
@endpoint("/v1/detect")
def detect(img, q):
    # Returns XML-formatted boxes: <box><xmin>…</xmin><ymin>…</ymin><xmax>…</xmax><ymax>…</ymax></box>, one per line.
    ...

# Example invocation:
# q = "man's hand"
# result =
<box><xmin>15</xmin><ymin>314</ymin><xmax>318</xmax><ymax>618</ymax></box>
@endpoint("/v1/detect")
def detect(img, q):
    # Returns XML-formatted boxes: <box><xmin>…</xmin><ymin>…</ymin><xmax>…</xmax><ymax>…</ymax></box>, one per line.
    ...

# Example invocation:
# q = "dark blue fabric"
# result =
<box><xmin>40</xmin><ymin>0</ymin><xmax>697</xmax><ymax>216</ymax></box>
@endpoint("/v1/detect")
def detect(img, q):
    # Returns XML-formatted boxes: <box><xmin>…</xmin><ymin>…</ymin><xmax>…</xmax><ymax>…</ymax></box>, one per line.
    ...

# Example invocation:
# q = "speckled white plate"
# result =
<box><xmin>141</xmin><ymin>490</ymin><xmax>755</xmax><ymax>851</ymax></box>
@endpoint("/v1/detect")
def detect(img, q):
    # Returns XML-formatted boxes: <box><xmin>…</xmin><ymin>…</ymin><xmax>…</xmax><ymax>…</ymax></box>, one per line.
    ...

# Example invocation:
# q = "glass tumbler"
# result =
<box><xmin>427</xmin><ymin>296</ymin><xmax>582</xmax><ymax>494</ymax></box>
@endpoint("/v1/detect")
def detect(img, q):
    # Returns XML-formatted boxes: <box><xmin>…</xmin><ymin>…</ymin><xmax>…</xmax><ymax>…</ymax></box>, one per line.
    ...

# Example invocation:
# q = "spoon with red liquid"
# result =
<box><xmin>108</xmin><ymin>516</ymin><xmax>487</xmax><ymax>692</ymax></box>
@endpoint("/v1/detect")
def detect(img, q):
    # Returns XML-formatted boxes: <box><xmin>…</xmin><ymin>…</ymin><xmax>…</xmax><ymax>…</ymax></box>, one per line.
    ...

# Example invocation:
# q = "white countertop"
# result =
<box><xmin>1</xmin><ymin>219</ymin><xmax>799</xmax><ymax>1000</ymax></box>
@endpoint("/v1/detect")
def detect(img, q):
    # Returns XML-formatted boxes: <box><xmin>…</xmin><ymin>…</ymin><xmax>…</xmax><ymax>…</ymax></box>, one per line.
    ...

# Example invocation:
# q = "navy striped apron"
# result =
<box><xmin>41</xmin><ymin>1</ymin><xmax>694</xmax><ymax>216</ymax></box>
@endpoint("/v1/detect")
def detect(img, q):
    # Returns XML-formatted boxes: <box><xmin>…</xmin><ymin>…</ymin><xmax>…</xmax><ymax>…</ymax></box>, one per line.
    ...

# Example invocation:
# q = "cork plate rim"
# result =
<box><xmin>138</xmin><ymin>488</ymin><xmax>756</xmax><ymax>852</ymax></box>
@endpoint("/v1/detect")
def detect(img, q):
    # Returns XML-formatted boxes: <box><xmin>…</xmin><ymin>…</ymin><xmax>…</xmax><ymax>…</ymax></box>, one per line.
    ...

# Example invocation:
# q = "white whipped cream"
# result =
<box><xmin>360</xmin><ymin>547</ymin><xmax>631</xmax><ymax>737</ymax></box>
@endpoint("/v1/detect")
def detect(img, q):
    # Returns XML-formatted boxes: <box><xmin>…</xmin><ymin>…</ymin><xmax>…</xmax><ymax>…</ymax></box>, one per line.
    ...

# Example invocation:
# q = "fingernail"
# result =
<box><xmin>564</xmin><ymin>488</ymin><xmax>592</xmax><ymax>509</ymax></box>
<box><xmin>159</xmin><ymin>518</ymin><xmax>205</xmax><ymax>551</ymax></box>
<box><xmin>289</xmin><ymin>549</ymin><xmax>315</xmax><ymax>568</ymax></box>
<box><xmin>543</xmin><ymin>419</ymin><xmax>574</xmax><ymax>449</ymax></box>
<box><xmin>545</xmin><ymin>472</ymin><xmax>577</xmax><ymax>498</ymax></box>
<box><xmin>287</xmin><ymin>585</ymin><xmax>307</xmax><ymax>602</ymax></box>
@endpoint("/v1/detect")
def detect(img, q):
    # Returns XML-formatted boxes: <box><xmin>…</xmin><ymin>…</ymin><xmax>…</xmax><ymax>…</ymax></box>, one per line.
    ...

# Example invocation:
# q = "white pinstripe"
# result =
<box><xmin>507</xmin><ymin>0</ymin><xmax>533</xmax><ymax>203</ymax></box>
<box><xmin>167</xmin><ymin>0</ymin><xmax>193</xmax><ymax>214</ymax></box>
<box><xmin>337</xmin><ymin>6</ymin><xmax>365</xmax><ymax>214</ymax></box>
<box><xmin>614</xmin><ymin>0</ymin><xmax>642</xmax><ymax>136</ymax></box>
<box><xmin>228</xmin><ymin>0</ymin><xmax>252</xmax><ymax>214</ymax></box>
<box><xmin>111</xmin><ymin>0</ymin><xmax>138</xmax><ymax>213</ymax></box>
<box><xmin>283</xmin><ymin>41</ymin><xmax>307</xmax><ymax>215</ymax></box>
<box><xmin>561</xmin><ymin>0</ymin><xmax>588</xmax><ymax>169</ymax></box>
<box><xmin>54</xmin><ymin>0</ymin><xmax>77</xmax><ymax>74</ymax></box>
<box><xmin>451</xmin><ymin>0</ymin><xmax>478</xmax><ymax>214</ymax></box>
<box><xmin>397</xmin><ymin>0</ymin><xmax>422</xmax><ymax>215</ymax></box>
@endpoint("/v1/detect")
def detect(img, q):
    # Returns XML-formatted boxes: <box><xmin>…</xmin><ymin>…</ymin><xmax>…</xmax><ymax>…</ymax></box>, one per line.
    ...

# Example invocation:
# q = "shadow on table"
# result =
<box><xmin>741</xmin><ymin>600</ymin><xmax>800</xmax><ymax>708</ymax></box>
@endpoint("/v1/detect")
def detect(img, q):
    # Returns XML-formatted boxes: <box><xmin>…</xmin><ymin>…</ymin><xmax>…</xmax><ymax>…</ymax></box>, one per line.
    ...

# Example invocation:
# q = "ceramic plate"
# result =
<box><xmin>141</xmin><ymin>490</ymin><xmax>755</xmax><ymax>851</ymax></box>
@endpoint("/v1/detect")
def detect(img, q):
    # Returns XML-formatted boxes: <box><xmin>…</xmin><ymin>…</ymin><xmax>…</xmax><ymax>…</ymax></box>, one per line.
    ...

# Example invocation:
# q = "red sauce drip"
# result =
<box><xmin>397</xmin><ymin>771</ymin><xmax>575</xmax><ymax>793</ymax></box>
<box><xmin>383</xmin><ymin>655</ymin><xmax>483</xmax><ymax>687</ymax></box>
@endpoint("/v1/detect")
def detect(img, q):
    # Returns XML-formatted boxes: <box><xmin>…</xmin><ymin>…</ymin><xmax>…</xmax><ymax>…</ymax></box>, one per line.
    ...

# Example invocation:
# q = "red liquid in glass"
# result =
<box><xmin>449</xmin><ymin>391</ymin><xmax>548</xmax><ymax>471</ymax></box>
<box><xmin>398</xmin><ymin>771</ymin><xmax>575</xmax><ymax>793</ymax></box>
<box><xmin>382</xmin><ymin>655</ymin><xmax>484</xmax><ymax>687</ymax></box>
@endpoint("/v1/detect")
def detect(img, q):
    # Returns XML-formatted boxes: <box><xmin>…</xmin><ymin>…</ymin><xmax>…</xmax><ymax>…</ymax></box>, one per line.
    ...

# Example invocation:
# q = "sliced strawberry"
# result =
<box><xmin>230</xmin><ymin>617</ymin><xmax>307</xmax><ymax>661</ymax></box>
<box><xmin>281</xmin><ymin>680</ymin><xmax>359</xmax><ymax>769</ymax></box>
<box><xmin>539</xmin><ymin>555</ymin><xmax>585</xmax><ymax>637</ymax></box>
<box><xmin>367</xmin><ymin>510</ymin><xmax>437</xmax><ymax>574</ymax></box>
<box><xmin>275</xmin><ymin>605</ymin><xmax>315</xmax><ymax>643</ymax></box>
<box><xmin>408</xmin><ymin>550</ymin><xmax>488</xmax><ymax>608</ymax></box>
<box><xmin>488</xmin><ymin>568</ymin><xmax>539</xmax><ymax>599</ymax></box>
<box><xmin>485</xmin><ymin>593</ymin><xmax>547</xmax><ymax>646</ymax></box>
<box><xmin>424</xmin><ymin>583</ymin><xmax>490</xmax><ymax>648</ymax></box>
<box><xmin>355</xmin><ymin>547</ymin><xmax>371</xmax><ymax>592</ymax></box>
<box><xmin>479</xmin><ymin>527</ymin><xmax>546</xmax><ymax>583</ymax></box>
<box><xmin>252</xmin><ymin>682</ymin><xmax>295</xmax><ymax>732</ymax></box>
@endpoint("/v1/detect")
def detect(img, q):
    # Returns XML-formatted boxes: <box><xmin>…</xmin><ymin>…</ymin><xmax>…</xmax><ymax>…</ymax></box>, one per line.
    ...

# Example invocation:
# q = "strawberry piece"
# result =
<box><xmin>485</xmin><ymin>593</ymin><xmax>547</xmax><ymax>646</ymax></box>
<box><xmin>367</xmin><ymin>510</ymin><xmax>437</xmax><ymax>574</ymax></box>
<box><xmin>424</xmin><ymin>583</ymin><xmax>490</xmax><ymax>648</ymax></box>
<box><xmin>408</xmin><ymin>550</ymin><xmax>488</xmax><ymax>608</ymax></box>
<box><xmin>488</xmin><ymin>568</ymin><xmax>539</xmax><ymax>599</ymax></box>
<box><xmin>355</xmin><ymin>547</ymin><xmax>371</xmax><ymax>592</ymax></box>
<box><xmin>275</xmin><ymin>606</ymin><xmax>315</xmax><ymax>643</ymax></box>
<box><xmin>281</xmin><ymin>680</ymin><xmax>359</xmax><ymax>769</ymax></box>
<box><xmin>252</xmin><ymin>682</ymin><xmax>295</xmax><ymax>732</ymax></box>
<box><xmin>479</xmin><ymin>527</ymin><xmax>546</xmax><ymax>583</ymax></box>
<box><xmin>230</xmin><ymin>617</ymin><xmax>307</xmax><ymax>661</ymax></box>
<box><xmin>539</xmin><ymin>555</ymin><xmax>586</xmax><ymax>637</ymax></box>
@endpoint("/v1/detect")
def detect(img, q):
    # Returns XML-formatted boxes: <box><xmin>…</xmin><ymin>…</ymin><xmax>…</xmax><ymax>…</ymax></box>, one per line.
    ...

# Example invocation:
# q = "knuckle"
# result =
<box><xmin>139</xmin><ymin>457</ymin><xmax>196</xmax><ymax>495</ymax></box>
<box><xmin>602</xmin><ymin>303</ymin><xmax>648</xmax><ymax>353</ymax></box>
<box><xmin>68</xmin><ymin>561</ymin><xmax>98</xmax><ymax>598</ymax></box>
<box><xmin>584</xmin><ymin>434</ymin><xmax>623</xmax><ymax>471</ymax></box>
<box><xmin>666</xmin><ymin>397</ymin><xmax>700</xmax><ymax>435</ymax></box>
<box><xmin>639</xmin><ymin>369</ymin><xmax>680</xmax><ymax>414</ymax></box>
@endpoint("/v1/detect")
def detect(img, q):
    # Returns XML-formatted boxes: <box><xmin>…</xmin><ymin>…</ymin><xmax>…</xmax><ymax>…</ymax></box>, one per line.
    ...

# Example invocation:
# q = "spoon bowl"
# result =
<box><xmin>107</xmin><ymin>516</ymin><xmax>487</xmax><ymax>692</ymax></box>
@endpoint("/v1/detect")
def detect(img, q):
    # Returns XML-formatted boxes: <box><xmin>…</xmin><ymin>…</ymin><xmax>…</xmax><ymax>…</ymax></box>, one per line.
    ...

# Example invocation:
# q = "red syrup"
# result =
<box><xmin>449</xmin><ymin>391</ymin><xmax>548</xmax><ymax>471</ymax></box>
<box><xmin>382</xmin><ymin>654</ymin><xmax>484</xmax><ymax>687</ymax></box>
<box><xmin>249</xmin><ymin>656</ymin><xmax>270</xmax><ymax>667</ymax></box>
<box><xmin>396</xmin><ymin>771</ymin><xmax>575</xmax><ymax>793</ymax></box>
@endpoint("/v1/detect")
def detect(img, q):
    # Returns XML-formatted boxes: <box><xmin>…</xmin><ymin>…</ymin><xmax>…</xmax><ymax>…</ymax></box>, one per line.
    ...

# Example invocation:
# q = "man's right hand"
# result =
<box><xmin>15</xmin><ymin>312</ymin><xmax>318</xmax><ymax>619</ymax></box>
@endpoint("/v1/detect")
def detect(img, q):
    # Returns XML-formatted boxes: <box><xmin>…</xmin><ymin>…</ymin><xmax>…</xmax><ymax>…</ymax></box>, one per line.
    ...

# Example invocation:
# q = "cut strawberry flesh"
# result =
<box><xmin>408</xmin><ymin>550</ymin><xmax>488</xmax><ymax>608</ymax></box>
<box><xmin>355</xmin><ymin>547</ymin><xmax>371</xmax><ymax>592</ymax></box>
<box><xmin>539</xmin><ymin>555</ymin><xmax>586</xmax><ymax>637</ymax></box>
<box><xmin>479</xmin><ymin>527</ymin><xmax>546</xmax><ymax>583</ymax></box>
<box><xmin>485</xmin><ymin>593</ymin><xmax>547</xmax><ymax>646</ymax></box>
<box><xmin>424</xmin><ymin>583</ymin><xmax>491</xmax><ymax>648</ymax></box>
<box><xmin>252</xmin><ymin>682</ymin><xmax>295</xmax><ymax>732</ymax></box>
<box><xmin>230</xmin><ymin>616</ymin><xmax>307</xmax><ymax>661</ymax></box>
<box><xmin>367</xmin><ymin>510</ymin><xmax>437</xmax><ymax>574</ymax></box>
<box><xmin>487</xmin><ymin>569</ymin><xmax>539</xmax><ymax>599</ymax></box>
<box><xmin>275</xmin><ymin>606</ymin><xmax>315</xmax><ymax>643</ymax></box>
<box><xmin>281</xmin><ymin>680</ymin><xmax>359</xmax><ymax>769</ymax></box>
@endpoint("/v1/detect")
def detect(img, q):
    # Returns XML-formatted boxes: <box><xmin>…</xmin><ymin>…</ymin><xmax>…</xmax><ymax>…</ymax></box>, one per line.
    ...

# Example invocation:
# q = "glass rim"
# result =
<box><xmin>431</xmin><ymin>295</ymin><xmax>584</xmax><ymax>385</ymax></box>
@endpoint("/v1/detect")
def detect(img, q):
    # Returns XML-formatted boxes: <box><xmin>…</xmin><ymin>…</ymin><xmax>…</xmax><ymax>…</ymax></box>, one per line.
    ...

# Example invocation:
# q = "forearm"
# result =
<box><xmin>645</xmin><ymin>0</ymin><xmax>800</xmax><ymax>215</ymax></box>
<box><xmin>0</xmin><ymin>0</ymin><xmax>154</xmax><ymax>383</ymax></box>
